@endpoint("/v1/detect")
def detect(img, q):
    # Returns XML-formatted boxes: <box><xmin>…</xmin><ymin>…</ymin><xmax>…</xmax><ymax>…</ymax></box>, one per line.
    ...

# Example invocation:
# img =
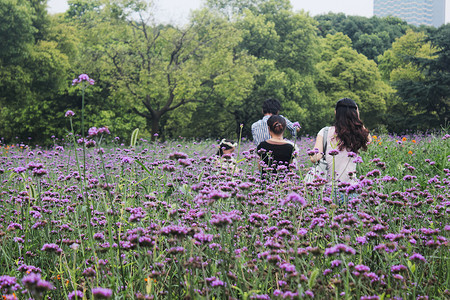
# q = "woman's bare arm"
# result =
<box><xmin>310</xmin><ymin>134</ymin><xmax>324</xmax><ymax>163</ymax></box>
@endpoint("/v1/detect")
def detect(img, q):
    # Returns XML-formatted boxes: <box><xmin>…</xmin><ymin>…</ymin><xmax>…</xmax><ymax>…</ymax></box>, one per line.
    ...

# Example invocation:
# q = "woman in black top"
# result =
<box><xmin>257</xmin><ymin>115</ymin><xmax>295</xmax><ymax>174</ymax></box>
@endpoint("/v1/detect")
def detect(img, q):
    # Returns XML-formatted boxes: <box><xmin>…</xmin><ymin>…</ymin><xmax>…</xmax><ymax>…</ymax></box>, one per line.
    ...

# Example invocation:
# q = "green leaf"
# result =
<box><xmin>308</xmin><ymin>268</ymin><xmax>319</xmax><ymax>289</ymax></box>
<box><xmin>130</xmin><ymin>128</ymin><xmax>139</xmax><ymax>147</ymax></box>
<box><xmin>135</xmin><ymin>160</ymin><xmax>152</xmax><ymax>175</ymax></box>
<box><xmin>407</xmin><ymin>260</ymin><xmax>416</xmax><ymax>273</ymax></box>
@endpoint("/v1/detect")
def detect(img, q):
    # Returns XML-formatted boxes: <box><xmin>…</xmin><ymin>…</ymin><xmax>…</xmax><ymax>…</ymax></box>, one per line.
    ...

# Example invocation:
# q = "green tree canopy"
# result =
<box><xmin>0</xmin><ymin>0</ymin><xmax>35</xmax><ymax>63</ymax></box>
<box><xmin>315</xmin><ymin>33</ymin><xmax>393</xmax><ymax>128</ymax></box>
<box><xmin>377</xmin><ymin>30</ymin><xmax>437</xmax><ymax>132</ymax></box>
<box><xmin>394</xmin><ymin>24</ymin><xmax>450</xmax><ymax>129</ymax></box>
<box><xmin>315</xmin><ymin>13</ymin><xmax>413</xmax><ymax>61</ymax></box>
<box><xmin>206</xmin><ymin>0</ymin><xmax>323</xmax><ymax>136</ymax></box>
<box><xmin>75</xmin><ymin>1</ymin><xmax>257</xmax><ymax>140</ymax></box>
<box><xmin>0</xmin><ymin>0</ymin><xmax>72</xmax><ymax>144</ymax></box>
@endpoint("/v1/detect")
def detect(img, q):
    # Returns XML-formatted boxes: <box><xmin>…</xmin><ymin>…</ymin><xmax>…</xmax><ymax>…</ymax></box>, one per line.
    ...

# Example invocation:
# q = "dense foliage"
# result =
<box><xmin>0</xmin><ymin>0</ymin><xmax>448</xmax><ymax>145</ymax></box>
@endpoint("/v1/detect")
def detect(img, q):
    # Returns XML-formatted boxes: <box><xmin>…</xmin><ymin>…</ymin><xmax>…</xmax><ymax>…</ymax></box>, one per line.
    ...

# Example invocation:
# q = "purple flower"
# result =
<box><xmin>305</xmin><ymin>290</ymin><xmax>314</xmax><ymax>298</ymax></box>
<box><xmin>293</xmin><ymin>121</ymin><xmax>301</xmax><ymax>128</ymax></box>
<box><xmin>354</xmin><ymin>264</ymin><xmax>370</xmax><ymax>272</ymax></box>
<box><xmin>14</xmin><ymin>167</ymin><xmax>27</xmax><ymax>174</ymax></box>
<box><xmin>210</xmin><ymin>279</ymin><xmax>226</xmax><ymax>287</ymax></box>
<box><xmin>392</xmin><ymin>274</ymin><xmax>404</xmax><ymax>280</ymax></box>
<box><xmin>328</xmin><ymin>149</ymin><xmax>340</xmax><ymax>156</ymax></box>
<box><xmin>65</xmin><ymin>110</ymin><xmax>75</xmax><ymax>117</ymax></box>
<box><xmin>79</xmin><ymin>74</ymin><xmax>89</xmax><ymax>81</ymax></box>
<box><xmin>356</xmin><ymin>236</ymin><xmax>367</xmax><ymax>244</ymax></box>
<box><xmin>366</xmin><ymin>169</ymin><xmax>381</xmax><ymax>177</ymax></box>
<box><xmin>331</xmin><ymin>260</ymin><xmax>342</xmax><ymax>268</ymax></box>
<box><xmin>82</xmin><ymin>267</ymin><xmax>96</xmax><ymax>277</ymax></box>
<box><xmin>210</xmin><ymin>214</ymin><xmax>233</xmax><ymax>226</ymax></box>
<box><xmin>307</xmin><ymin>148</ymin><xmax>320</xmax><ymax>156</ymax></box>
<box><xmin>208</xmin><ymin>190</ymin><xmax>230</xmax><ymax>200</ymax></box>
<box><xmin>194</xmin><ymin>232</ymin><xmax>214</xmax><ymax>243</ymax></box>
<box><xmin>297</xmin><ymin>228</ymin><xmax>308</xmax><ymax>236</ymax></box>
<box><xmin>121</xmin><ymin>156</ymin><xmax>134</xmax><ymax>164</ymax></box>
<box><xmin>324</xmin><ymin>243</ymin><xmax>356</xmax><ymax>256</ymax></box>
<box><xmin>88</xmin><ymin>127</ymin><xmax>98</xmax><ymax>137</ymax></box>
<box><xmin>72</xmin><ymin>74</ymin><xmax>95</xmax><ymax>86</ymax></box>
<box><xmin>280</xmin><ymin>262</ymin><xmax>296</xmax><ymax>273</ymax></box>
<box><xmin>7</xmin><ymin>223</ymin><xmax>22</xmax><ymax>231</ymax></box>
<box><xmin>98</xmin><ymin>127</ymin><xmax>110</xmax><ymax>135</ymax></box>
<box><xmin>168</xmin><ymin>151</ymin><xmax>188</xmax><ymax>160</ymax></box>
<box><xmin>85</xmin><ymin>140</ymin><xmax>96</xmax><ymax>148</ymax></box>
<box><xmin>160</xmin><ymin>225</ymin><xmax>189</xmax><ymax>236</ymax></box>
<box><xmin>391</xmin><ymin>265</ymin><xmax>407</xmax><ymax>273</ymax></box>
<box><xmin>250</xmin><ymin>294</ymin><xmax>271</xmax><ymax>300</ymax></box>
<box><xmin>32</xmin><ymin>168</ymin><xmax>48</xmax><ymax>177</ymax></box>
<box><xmin>68</xmin><ymin>290</ymin><xmax>84</xmax><ymax>300</ymax></box>
<box><xmin>280</xmin><ymin>290</ymin><xmax>299</xmax><ymax>299</ymax></box>
<box><xmin>323</xmin><ymin>269</ymin><xmax>332</xmax><ymax>276</ymax></box>
<box><xmin>409</xmin><ymin>252</ymin><xmax>427</xmax><ymax>263</ymax></box>
<box><xmin>17</xmin><ymin>264</ymin><xmax>42</xmax><ymax>274</ymax></box>
<box><xmin>41</xmin><ymin>243</ymin><xmax>63</xmax><ymax>254</ymax></box>
<box><xmin>353</xmin><ymin>156</ymin><xmax>363</xmax><ymax>163</ymax></box>
<box><xmin>347</xmin><ymin>151</ymin><xmax>357</xmax><ymax>157</ymax></box>
<box><xmin>403</xmin><ymin>175</ymin><xmax>417</xmax><ymax>181</ymax></box>
<box><xmin>281</xmin><ymin>192</ymin><xmax>306</xmax><ymax>206</ymax></box>
<box><xmin>92</xmin><ymin>287</ymin><xmax>113</xmax><ymax>299</ymax></box>
<box><xmin>0</xmin><ymin>275</ymin><xmax>17</xmax><ymax>292</ymax></box>
<box><xmin>22</xmin><ymin>273</ymin><xmax>53</xmax><ymax>293</ymax></box>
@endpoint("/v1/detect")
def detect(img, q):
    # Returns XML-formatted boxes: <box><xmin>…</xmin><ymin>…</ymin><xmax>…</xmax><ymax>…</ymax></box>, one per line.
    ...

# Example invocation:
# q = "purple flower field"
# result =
<box><xmin>0</xmin><ymin>132</ymin><xmax>449</xmax><ymax>299</ymax></box>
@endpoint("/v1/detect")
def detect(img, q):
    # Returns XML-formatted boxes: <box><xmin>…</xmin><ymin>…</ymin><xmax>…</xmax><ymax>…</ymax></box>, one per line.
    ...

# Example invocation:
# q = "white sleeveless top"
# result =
<box><xmin>318</xmin><ymin>126</ymin><xmax>357</xmax><ymax>185</ymax></box>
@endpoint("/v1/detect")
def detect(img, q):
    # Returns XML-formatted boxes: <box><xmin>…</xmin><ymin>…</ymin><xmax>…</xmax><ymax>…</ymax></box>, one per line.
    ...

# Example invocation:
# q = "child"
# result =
<box><xmin>215</xmin><ymin>139</ymin><xmax>238</xmax><ymax>172</ymax></box>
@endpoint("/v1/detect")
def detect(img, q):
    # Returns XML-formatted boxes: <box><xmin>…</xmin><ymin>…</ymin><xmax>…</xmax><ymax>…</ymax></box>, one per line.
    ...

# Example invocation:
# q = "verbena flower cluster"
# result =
<box><xmin>72</xmin><ymin>73</ymin><xmax>95</xmax><ymax>86</ymax></box>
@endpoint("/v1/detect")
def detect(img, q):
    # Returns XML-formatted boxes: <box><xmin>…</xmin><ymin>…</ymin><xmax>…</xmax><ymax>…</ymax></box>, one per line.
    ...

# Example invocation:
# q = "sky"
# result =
<box><xmin>47</xmin><ymin>0</ymin><xmax>448</xmax><ymax>25</ymax></box>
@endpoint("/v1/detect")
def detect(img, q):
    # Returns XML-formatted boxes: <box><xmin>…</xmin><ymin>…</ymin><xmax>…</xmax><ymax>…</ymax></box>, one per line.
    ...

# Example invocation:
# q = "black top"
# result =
<box><xmin>257</xmin><ymin>141</ymin><xmax>294</xmax><ymax>173</ymax></box>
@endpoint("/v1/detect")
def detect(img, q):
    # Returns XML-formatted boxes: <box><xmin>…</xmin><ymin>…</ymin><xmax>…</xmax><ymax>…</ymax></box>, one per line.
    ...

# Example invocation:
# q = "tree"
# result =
<box><xmin>377</xmin><ymin>30</ymin><xmax>438</xmax><ymax>132</ymax></box>
<box><xmin>315</xmin><ymin>13</ymin><xmax>413</xmax><ymax>61</ymax></box>
<box><xmin>393</xmin><ymin>24</ymin><xmax>450</xmax><ymax>129</ymax></box>
<box><xmin>315</xmin><ymin>33</ymin><xmax>393</xmax><ymax>128</ymax></box>
<box><xmin>205</xmin><ymin>0</ymin><xmax>292</xmax><ymax>19</ymax></box>
<box><xmin>0</xmin><ymin>0</ymin><xmax>72</xmax><ymax>145</ymax></box>
<box><xmin>0</xmin><ymin>0</ymin><xmax>35</xmax><ymax>63</ymax></box>
<box><xmin>206</xmin><ymin>0</ymin><xmax>324</xmax><ymax>136</ymax></box>
<box><xmin>378</xmin><ymin>30</ymin><xmax>435</xmax><ymax>82</ymax></box>
<box><xmin>81</xmin><ymin>2</ymin><xmax>257</xmax><ymax>139</ymax></box>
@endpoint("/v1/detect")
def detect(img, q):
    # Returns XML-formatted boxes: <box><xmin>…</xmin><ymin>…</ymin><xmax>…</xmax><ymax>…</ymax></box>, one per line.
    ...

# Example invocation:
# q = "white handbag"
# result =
<box><xmin>304</xmin><ymin>127</ymin><xmax>329</xmax><ymax>183</ymax></box>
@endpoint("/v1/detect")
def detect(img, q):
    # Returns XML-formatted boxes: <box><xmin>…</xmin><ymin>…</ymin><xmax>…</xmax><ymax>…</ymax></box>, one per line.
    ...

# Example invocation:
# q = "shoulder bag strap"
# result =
<box><xmin>322</xmin><ymin>127</ymin><xmax>329</xmax><ymax>161</ymax></box>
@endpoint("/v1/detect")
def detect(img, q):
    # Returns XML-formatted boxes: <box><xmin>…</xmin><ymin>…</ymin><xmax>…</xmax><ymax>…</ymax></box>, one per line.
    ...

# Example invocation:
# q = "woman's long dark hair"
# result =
<box><xmin>334</xmin><ymin>98</ymin><xmax>369</xmax><ymax>153</ymax></box>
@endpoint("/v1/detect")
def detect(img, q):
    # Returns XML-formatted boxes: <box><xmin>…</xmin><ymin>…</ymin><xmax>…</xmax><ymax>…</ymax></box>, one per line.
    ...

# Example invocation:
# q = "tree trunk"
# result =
<box><xmin>150</xmin><ymin>111</ymin><xmax>161</xmax><ymax>141</ymax></box>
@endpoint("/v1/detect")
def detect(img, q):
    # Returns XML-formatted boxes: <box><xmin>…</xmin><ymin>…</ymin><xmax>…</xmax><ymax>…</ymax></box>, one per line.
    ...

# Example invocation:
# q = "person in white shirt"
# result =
<box><xmin>251</xmin><ymin>98</ymin><xmax>300</xmax><ymax>146</ymax></box>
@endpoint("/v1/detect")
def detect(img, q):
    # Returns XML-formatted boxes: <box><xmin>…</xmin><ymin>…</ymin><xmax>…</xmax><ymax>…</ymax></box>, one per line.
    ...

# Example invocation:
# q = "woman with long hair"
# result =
<box><xmin>310</xmin><ymin>98</ymin><xmax>372</xmax><ymax>185</ymax></box>
<box><xmin>257</xmin><ymin>115</ymin><xmax>296</xmax><ymax>175</ymax></box>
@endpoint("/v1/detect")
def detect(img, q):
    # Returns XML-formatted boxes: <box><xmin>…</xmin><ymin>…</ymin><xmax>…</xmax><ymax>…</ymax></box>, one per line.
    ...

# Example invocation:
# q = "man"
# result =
<box><xmin>251</xmin><ymin>98</ymin><xmax>300</xmax><ymax>146</ymax></box>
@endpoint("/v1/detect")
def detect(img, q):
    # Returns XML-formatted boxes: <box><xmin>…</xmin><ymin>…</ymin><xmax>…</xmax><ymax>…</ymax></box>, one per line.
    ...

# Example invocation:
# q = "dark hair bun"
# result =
<box><xmin>267</xmin><ymin>115</ymin><xmax>286</xmax><ymax>135</ymax></box>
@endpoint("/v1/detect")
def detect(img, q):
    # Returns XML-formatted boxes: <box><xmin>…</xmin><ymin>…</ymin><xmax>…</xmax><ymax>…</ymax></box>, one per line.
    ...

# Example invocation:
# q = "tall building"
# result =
<box><xmin>373</xmin><ymin>0</ymin><xmax>446</xmax><ymax>27</ymax></box>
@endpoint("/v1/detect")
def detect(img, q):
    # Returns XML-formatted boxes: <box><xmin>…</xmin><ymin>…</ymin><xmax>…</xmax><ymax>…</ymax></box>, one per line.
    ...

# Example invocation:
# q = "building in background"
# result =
<box><xmin>374</xmin><ymin>0</ymin><xmax>446</xmax><ymax>27</ymax></box>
